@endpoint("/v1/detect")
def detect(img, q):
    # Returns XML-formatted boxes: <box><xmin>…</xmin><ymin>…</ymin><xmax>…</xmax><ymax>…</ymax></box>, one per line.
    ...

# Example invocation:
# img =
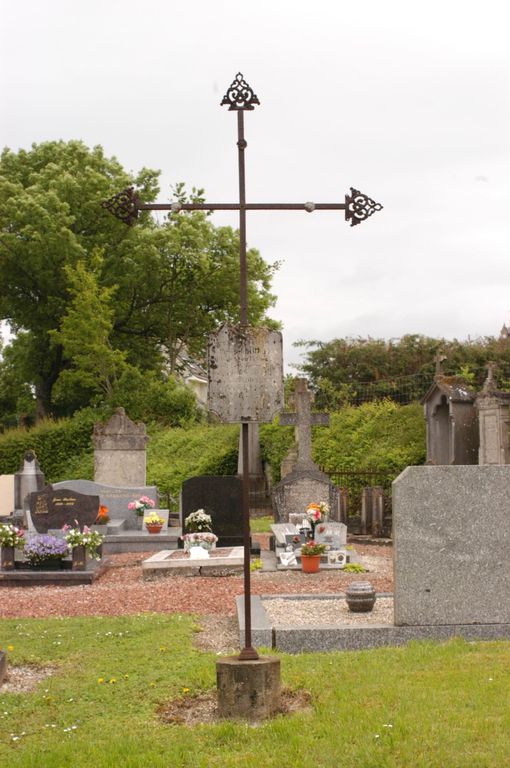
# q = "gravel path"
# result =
<box><xmin>0</xmin><ymin>544</ymin><xmax>393</xmax><ymax>619</ymax></box>
<box><xmin>263</xmin><ymin>597</ymin><xmax>394</xmax><ymax>626</ymax></box>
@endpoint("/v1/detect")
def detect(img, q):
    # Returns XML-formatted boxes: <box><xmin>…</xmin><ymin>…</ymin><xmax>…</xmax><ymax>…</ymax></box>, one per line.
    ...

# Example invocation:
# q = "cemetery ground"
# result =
<box><xmin>1</xmin><ymin>543</ymin><xmax>509</xmax><ymax>767</ymax></box>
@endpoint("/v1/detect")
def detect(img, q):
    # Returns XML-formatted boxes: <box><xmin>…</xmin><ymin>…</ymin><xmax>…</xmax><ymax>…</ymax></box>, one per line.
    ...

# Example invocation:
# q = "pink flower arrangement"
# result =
<box><xmin>128</xmin><ymin>496</ymin><xmax>156</xmax><ymax>516</ymax></box>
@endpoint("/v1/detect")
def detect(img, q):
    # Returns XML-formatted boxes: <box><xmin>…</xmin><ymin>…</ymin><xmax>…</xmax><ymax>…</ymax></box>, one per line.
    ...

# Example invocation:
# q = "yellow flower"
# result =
<box><xmin>159</xmin><ymin>646</ymin><xmax>166</xmax><ymax>652</ymax></box>
<box><xmin>97</xmin><ymin>678</ymin><xmax>104</xmax><ymax>684</ymax></box>
<box><xmin>123</xmin><ymin>674</ymin><xmax>129</xmax><ymax>680</ymax></box>
<box><xmin>182</xmin><ymin>687</ymin><xmax>190</xmax><ymax>694</ymax></box>
<box><xmin>149</xmin><ymin>682</ymin><xmax>155</xmax><ymax>687</ymax></box>
<box><xmin>109</xmin><ymin>678</ymin><xmax>116</xmax><ymax>684</ymax></box>
<box><xmin>6</xmin><ymin>645</ymin><xmax>14</xmax><ymax>652</ymax></box>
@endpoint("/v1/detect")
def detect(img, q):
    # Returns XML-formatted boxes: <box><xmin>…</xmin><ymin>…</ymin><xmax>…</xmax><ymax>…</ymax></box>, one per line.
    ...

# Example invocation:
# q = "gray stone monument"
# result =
<box><xmin>475</xmin><ymin>363</ymin><xmax>510</xmax><ymax>465</ymax></box>
<box><xmin>93</xmin><ymin>408</ymin><xmax>148</xmax><ymax>487</ymax></box>
<box><xmin>14</xmin><ymin>450</ymin><xmax>45</xmax><ymax>513</ymax></box>
<box><xmin>393</xmin><ymin>465</ymin><xmax>510</xmax><ymax>626</ymax></box>
<box><xmin>273</xmin><ymin>379</ymin><xmax>337</xmax><ymax>522</ymax></box>
<box><xmin>422</xmin><ymin>365</ymin><xmax>478</xmax><ymax>465</ymax></box>
<box><xmin>208</xmin><ymin>324</ymin><xmax>284</xmax><ymax>423</ymax></box>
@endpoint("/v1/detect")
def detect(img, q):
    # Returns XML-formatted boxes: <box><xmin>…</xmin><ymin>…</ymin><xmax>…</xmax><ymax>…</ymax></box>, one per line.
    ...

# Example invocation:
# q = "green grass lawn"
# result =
<box><xmin>1</xmin><ymin>614</ymin><xmax>509</xmax><ymax>767</ymax></box>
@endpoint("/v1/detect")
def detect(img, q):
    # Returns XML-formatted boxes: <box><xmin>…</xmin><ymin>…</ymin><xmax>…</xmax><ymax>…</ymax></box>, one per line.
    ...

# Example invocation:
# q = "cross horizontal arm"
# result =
<box><xmin>102</xmin><ymin>186</ymin><xmax>382</xmax><ymax>227</ymax></box>
<box><xmin>140</xmin><ymin>202</ymin><xmax>346</xmax><ymax>212</ymax></box>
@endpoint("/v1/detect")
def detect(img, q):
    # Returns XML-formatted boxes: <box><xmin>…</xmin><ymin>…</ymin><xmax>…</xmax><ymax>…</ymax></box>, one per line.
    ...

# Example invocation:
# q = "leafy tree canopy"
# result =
<box><xmin>0</xmin><ymin>142</ymin><xmax>279</xmax><ymax>425</ymax></box>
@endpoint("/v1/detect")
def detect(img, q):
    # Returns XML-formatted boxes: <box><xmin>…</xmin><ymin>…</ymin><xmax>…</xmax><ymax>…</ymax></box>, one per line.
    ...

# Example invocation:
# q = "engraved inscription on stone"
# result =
<box><xmin>29</xmin><ymin>487</ymin><xmax>100</xmax><ymax>533</ymax></box>
<box><xmin>207</xmin><ymin>324</ymin><xmax>284</xmax><ymax>423</ymax></box>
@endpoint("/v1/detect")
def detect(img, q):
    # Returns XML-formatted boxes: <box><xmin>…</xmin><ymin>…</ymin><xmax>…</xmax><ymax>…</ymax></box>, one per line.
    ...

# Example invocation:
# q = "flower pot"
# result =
<box><xmin>0</xmin><ymin>546</ymin><xmax>15</xmax><ymax>570</ymax></box>
<box><xmin>301</xmin><ymin>554</ymin><xmax>321</xmax><ymax>574</ymax></box>
<box><xmin>72</xmin><ymin>545</ymin><xmax>87</xmax><ymax>571</ymax></box>
<box><xmin>146</xmin><ymin>524</ymin><xmax>163</xmax><ymax>535</ymax></box>
<box><xmin>346</xmin><ymin>581</ymin><xmax>376</xmax><ymax>612</ymax></box>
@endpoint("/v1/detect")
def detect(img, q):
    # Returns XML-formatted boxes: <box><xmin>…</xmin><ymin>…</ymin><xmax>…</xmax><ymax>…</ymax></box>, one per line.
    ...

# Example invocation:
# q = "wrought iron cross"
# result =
<box><xmin>103</xmin><ymin>72</ymin><xmax>383</xmax><ymax>662</ymax></box>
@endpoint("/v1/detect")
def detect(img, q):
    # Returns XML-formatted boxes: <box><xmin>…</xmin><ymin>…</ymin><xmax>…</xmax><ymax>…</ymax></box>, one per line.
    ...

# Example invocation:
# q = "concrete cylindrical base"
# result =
<box><xmin>216</xmin><ymin>655</ymin><xmax>281</xmax><ymax>721</ymax></box>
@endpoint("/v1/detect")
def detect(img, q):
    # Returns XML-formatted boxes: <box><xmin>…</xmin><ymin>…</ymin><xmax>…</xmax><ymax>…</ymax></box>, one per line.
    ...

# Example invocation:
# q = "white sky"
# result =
<box><xmin>2</xmin><ymin>0</ymin><xmax>510</xmax><ymax>371</ymax></box>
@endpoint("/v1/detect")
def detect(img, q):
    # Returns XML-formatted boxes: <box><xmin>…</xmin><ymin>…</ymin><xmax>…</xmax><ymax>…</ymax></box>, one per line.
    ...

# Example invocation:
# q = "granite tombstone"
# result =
<box><xmin>181</xmin><ymin>476</ymin><xmax>243</xmax><ymax>547</ymax></box>
<box><xmin>29</xmin><ymin>487</ymin><xmax>100</xmax><ymax>533</ymax></box>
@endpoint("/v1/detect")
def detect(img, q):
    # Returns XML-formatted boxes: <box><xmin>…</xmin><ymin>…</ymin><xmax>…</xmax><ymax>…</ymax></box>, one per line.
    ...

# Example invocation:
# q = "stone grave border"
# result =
<box><xmin>236</xmin><ymin>594</ymin><xmax>510</xmax><ymax>653</ymax></box>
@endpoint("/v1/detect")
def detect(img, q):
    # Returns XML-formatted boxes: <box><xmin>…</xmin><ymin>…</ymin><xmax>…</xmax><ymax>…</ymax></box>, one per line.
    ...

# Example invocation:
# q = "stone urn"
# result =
<box><xmin>345</xmin><ymin>581</ymin><xmax>376</xmax><ymax>612</ymax></box>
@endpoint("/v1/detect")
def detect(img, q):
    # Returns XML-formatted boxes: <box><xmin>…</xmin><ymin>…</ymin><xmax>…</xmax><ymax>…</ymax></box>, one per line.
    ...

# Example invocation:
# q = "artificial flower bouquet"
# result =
<box><xmin>300</xmin><ymin>540</ymin><xmax>326</xmax><ymax>557</ymax></box>
<box><xmin>128</xmin><ymin>496</ymin><xmax>156</xmax><ymax>517</ymax></box>
<box><xmin>305</xmin><ymin>502</ymin><xmax>329</xmax><ymax>525</ymax></box>
<box><xmin>145</xmin><ymin>513</ymin><xmax>165</xmax><ymax>527</ymax></box>
<box><xmin>0</xmin><ymin>523</ymin><xmax>25</xmax><ymax>549</ymax></box>
<box><xmin>62</xmin><ymin>524</ymin><xmax>104</xmax><ymax>560</ymax></box>
<box><xmin>184</xmin><ymin>509</ymin><xmax>213</xmax><ymax>533</ymax></box>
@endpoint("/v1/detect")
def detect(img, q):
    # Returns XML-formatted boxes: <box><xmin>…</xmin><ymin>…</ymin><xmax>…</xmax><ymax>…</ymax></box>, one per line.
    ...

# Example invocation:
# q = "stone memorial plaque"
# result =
<box><xmin>29</xmin><ymin>487</ymin><xmax>100</xmax><ymax>533</ymax></box>
<box><xmin>314</xmin><ymin>522</ymin><xmax>347</xmax><ymax>550</ymax></box>
<box><xmin>207</xmin><ymin>325</ymin><xmax>283</xmax><ymax>423</ymax></box>
<box><xmin>181</xmin><ymin>476</ymin><xmax>243</xmax><ymax>547</ymax></box>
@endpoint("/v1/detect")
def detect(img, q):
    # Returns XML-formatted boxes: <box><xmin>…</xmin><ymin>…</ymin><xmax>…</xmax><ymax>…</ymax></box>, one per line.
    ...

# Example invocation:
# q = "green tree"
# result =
<box><xmin>0</xmin><ymin>143</ymin><xmax>279</xmax><ymax>422</ymax></box>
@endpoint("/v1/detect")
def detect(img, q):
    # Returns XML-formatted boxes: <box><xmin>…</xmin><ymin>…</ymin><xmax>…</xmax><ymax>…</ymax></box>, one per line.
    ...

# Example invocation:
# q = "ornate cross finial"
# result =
<box><xmin>434</xmin><ymin>353</ymin><xmax>447</xmax><ymax>377</ymax></box>
<box><xmin>221</xmin><ymin>73</ymin><xmax>260</xmax><ymax>111</ymax></box>
<box><xmin>345</xmin><ymin>188</ymin><xmax>383</xmax><ymax>227</ymax></box>
<box><xmin>101</xmin><ymin>187</ymin><xmax>140</xmax><ymax>225</ymax></box>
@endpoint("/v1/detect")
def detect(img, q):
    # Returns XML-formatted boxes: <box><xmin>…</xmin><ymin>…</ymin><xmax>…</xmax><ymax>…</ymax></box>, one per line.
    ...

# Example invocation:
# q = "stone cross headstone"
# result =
<box><xmin>93</xmin><ymin>407</ymin><xmax>148</xmax><ymax>487</ymax></box>
<box><xmin>278</xmin><ymin>378</ymin><xmax>329</xmax><ymax>472</ymax></box>
<box><xmin>29</xmin><ymin>487</ymin><xmax>100</xmax><ymax>533</ymax></box>
<box><xmin>273</xmin><ymin>378</ymin><xmax>338</xmax><ymax>523</ymax></box>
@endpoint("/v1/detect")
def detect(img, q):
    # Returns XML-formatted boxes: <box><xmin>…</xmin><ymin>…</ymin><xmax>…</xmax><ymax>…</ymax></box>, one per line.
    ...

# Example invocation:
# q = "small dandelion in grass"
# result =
<box><xmin>6</xmin><ymin>645</ymin><xmax>14</xmax><ymax>652</ymax></box>
<box><xmin>124</xmin><ymin>674</ymin><xmax>129</xmax><ymax>680</ymax></box>
<box><xmin>97</xmin><ymin>678</ymin><xmax>104</xmax><ymax>684</ymax></box>
<box><xmin>182</xmin><ymin>687</ymin><xmax>190</xmax><ymax>694</ymax></box>
<box><xmin>149</xmin><ymin>682</ymin><xmax>156</xmax><ymax>687</ymax></box>
<box><xmin>159</xmin><ymin>646</ymin><xmax>167</xmax><ymax>652</ymax></box>
<box><xmin>109</xmin><ymin>678</ymin><xmax>116</xmax><ymax>684</ymax></box>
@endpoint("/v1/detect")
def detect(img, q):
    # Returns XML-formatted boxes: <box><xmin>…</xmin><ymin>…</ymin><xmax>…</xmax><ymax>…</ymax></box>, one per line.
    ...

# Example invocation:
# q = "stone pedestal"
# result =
<box><xmin>216</xmin><ymin>656</ymin><xmax>281</xmax><ymax>721</ymax></box>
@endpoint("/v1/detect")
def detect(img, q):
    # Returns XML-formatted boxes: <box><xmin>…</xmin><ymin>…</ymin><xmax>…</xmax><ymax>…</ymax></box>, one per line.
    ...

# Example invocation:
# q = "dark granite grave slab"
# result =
<box><xmin>181</xmin><ymin>476</ymin><xmax>243</xmax><ymax>547</ymax></box>
<box><xmin>0</xmin><ymin>558</ymin><xmax>109</xmax><ymax>587</ymax></box>
<box><xmin>29</xmin><ymin>487</ymin><xmax>99</xmax><ymax>533</ymax></box>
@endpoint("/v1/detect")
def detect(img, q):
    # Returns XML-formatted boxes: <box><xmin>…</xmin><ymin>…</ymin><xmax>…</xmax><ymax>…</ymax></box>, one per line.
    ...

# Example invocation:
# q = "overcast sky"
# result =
<box><xmin>2</xmin><ymin>0</ymin><xmax>509</xmax><ymax>371</ymax></box>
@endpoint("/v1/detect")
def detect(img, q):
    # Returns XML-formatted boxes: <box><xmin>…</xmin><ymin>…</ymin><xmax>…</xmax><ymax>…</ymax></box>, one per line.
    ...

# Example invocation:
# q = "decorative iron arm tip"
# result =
<box><xmin>345</xmin><ymin>188</ymin><xmax>383</xmax><ymax>226</ymax></box>
<box><xmin>221</xmin><ymin>72</ymin><xmax>260</xmax><ymax>111</ymax></box>
<box><xmin>101</xmin><ymin>186</ymin><xmax>140</xmax><ymax>225</ymax></box>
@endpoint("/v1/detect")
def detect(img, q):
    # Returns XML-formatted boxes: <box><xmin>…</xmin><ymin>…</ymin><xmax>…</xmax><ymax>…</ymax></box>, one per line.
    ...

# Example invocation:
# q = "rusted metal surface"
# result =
<box><xmin>101</xmin><ymin>186</ymin><xmax>140</xmax><ymax>225</ymax></box>
<box><xmin>221</xmin><ymin>72</ymin><xmax>260</xmax><ymax>111</ymax></box>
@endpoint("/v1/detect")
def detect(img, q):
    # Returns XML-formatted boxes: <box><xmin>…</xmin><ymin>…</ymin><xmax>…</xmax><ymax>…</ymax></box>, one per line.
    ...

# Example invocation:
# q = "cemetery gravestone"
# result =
<box><xmin>475</xmin><ymin>364</ymin><xmax>510</xmax><ymax>465</ymax></box>
<box><xmin>51</xmin><ymin>479</ymin><xmax>158</xmax><ymax>528</ymax></box>
<box><xmin>93</xmin><ymin>407</ymin><xmax>148</xmax><ymax>487</ymax></box>
<box><xmin>393</xmin><ymin>465</ymin><xmax>510</xmax><ymax>626</ymax></box>
<box><xmin>29</xmin><ymin>487</ymin><xmax>100</xmax><ymax>533</ymax></box>
<box><xmin>181</xmin><ymin>476</ymin><xmax>243</xmax><ymax>547</ymax></box>
<box><xmin>273</xmin><ymin>379</ymin><xmax>337</xmax><ymax>522</ymax></box>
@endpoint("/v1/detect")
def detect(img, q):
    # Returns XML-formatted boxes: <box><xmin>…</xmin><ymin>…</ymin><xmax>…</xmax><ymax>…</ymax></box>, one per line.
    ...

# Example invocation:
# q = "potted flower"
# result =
<box><xmin>181</xmin><ymin>532</ymin><xmax>218</xmax><ymax>552</ymax></box>
<box><xmin>93</xmin><ymin>505</ymin><xmax>110</xmax><ymax>533</ymax></box>
<box><xmin>305</xmin><ymin>502</ymin><xmax>329</xmax><ymax>538</ymax></box>
<box><xmin>144</xmin><ymin>512</ymin><xmax>165</xmax><ymax>535</ymax></box>
<box><xmin>0</xmin><ymin>524</ymin><xmax>25</xmax><ymax>570</ymax></box>
<box><xmin>183</xmin><ymin>509</ymin><xmax>213</xmax><ymax>533</ymax></box>
<box><xmin>62</xmin><ymin>525</ymin><xmax>104</xmax><ymax>570</ymax></box>
<box><xmin>299</xmin><ymin>540</ymin><xmax>326</xmax><ymax>573</ymax></box>
<box><xmin>128</xmin><ymin>496</ymin><xmax>156</xmax><ymax>530</ymax></box>
<box><xmin>23</xmin><ymin>534</ymin><xmax>69</xmax><ymax>570</ymax></box>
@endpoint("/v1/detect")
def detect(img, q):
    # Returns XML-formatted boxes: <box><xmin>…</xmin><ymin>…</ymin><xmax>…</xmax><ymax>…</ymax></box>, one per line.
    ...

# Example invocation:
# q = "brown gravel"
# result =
<box><xmin>0</xmin><ymin>544</ymin><xmax>393</xmax><ymax>620</ymax></box>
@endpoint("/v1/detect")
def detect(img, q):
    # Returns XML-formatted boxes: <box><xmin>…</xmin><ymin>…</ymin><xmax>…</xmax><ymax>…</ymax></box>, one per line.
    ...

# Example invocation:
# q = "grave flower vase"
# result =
<box><xmin>301</xmin><ymin>554</ymin><xmax>321</xmax><ymax>574</ymax></box>
<box><xmin>72</xmin><ymin>545</ymin><xmax>87</xmax><ymax>571</ymax></box>
<box><xmin>0</xmin><ymin>546</ymin><xmax>15</xmax><ymax>570</ymax></box>
<box><xmin>146</xmin><ymin>524</ymin><xmax>163</xmax><ymax>535</ymax></box>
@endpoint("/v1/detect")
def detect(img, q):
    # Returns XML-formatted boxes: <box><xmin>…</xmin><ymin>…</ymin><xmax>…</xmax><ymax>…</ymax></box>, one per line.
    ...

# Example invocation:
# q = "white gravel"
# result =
<box><xmin>263</xmin><ymin>597</ymin><xmax>394</xmax><ymax>626</ymax></box>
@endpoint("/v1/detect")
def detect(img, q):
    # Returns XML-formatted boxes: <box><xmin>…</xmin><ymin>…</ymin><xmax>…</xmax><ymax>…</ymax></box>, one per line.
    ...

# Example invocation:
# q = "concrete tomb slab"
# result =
<box><xmin>142</xmin><ymin>546</ymin><xmax>244</xmax><ymax>577</ymax></box>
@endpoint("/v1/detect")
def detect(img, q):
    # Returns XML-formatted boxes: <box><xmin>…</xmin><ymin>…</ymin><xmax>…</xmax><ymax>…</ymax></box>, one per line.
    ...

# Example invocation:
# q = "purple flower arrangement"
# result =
<box><xmin>23</xmin><ymin>534</ymin><xmax>69</xmax><ymax>566</ymax></box>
